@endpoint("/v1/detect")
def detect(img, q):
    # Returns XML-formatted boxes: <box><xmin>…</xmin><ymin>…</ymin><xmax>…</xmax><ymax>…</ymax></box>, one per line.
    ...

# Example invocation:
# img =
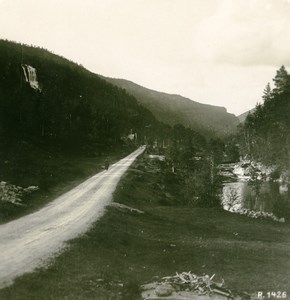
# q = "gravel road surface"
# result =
<box><xmin>0</xmin><ymin>146</ymin><xmax>145</xmax><ymax>288</ymax></box>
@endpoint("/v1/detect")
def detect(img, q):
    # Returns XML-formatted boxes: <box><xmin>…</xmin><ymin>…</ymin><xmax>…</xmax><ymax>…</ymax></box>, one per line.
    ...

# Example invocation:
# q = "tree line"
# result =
<box><xmin>147</xmin><ymin>124</ymin><xmax>225</xmax><ymax>207</ymax></box>
<box><xmin>239</xmin><ymin>65</ymin><xmax>290</xmax><ymax>170</ymax></box>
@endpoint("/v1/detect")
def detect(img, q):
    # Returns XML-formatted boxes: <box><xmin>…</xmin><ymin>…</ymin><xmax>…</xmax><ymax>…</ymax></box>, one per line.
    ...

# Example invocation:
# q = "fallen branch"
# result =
<box><xmin>142</xmin><ymin>271</ymin><xmax>232</xmax><ymax>299</ymax></box>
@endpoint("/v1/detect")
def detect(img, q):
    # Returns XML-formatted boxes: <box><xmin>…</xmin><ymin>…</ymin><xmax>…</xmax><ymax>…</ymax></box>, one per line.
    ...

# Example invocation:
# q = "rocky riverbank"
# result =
<box><xmin>219</xmin><ymin>161</ymin><xmax>289</xmax><ymax>223</ymax></box>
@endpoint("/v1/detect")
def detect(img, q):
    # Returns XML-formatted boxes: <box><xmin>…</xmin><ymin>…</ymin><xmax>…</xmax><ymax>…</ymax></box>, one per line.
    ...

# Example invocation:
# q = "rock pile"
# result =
<box><xmin>0</xmin><ymin>181</ymin><xmax>39</xmax><ymax>205</ymax></box>
<box><xmin>233</xmin><ymin>208</ymin><xmax>285</xmax><ymax>222</ymax></box>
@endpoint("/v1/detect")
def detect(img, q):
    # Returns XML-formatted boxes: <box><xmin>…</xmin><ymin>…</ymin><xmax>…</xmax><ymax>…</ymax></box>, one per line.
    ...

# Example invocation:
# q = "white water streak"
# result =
<box><xmin>21</xmin><ymin>64</ymin><xmax>41</xmax><ymax>91</ymax></box>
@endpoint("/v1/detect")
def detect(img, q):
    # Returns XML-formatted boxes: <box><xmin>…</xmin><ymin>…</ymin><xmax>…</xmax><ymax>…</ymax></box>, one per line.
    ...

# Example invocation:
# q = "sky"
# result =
<box><xmin>0</xmin><ymin>0</ymin><xmax>290</xmax><ymax>115</ymax></box>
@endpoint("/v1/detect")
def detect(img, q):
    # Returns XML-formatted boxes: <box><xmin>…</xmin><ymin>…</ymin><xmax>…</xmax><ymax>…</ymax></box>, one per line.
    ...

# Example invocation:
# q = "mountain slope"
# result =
<box><xmin>104</xmin><ymin>77</ymin><xmax>239</xmax><ymax>137</ymax></box>
<box><xmin>238</xmin><ymin>108</ymin><xmax>255</xmax><ymax>123</ymax></box>
<box><xmin>0</xmin><ymin>40</ymin><xmax>164</xmax><ymax>149</ymax></box>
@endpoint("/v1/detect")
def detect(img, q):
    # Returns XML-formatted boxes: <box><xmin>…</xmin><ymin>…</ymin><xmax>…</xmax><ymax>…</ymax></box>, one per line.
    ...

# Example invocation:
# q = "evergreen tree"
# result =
<box><xmin>262</xmin><ymin>82</ymin><xmax>272</xmax><ymax>103</ymax></box>
<box><xmin>241</xmin><ymin>65</ymin><xmax>290</xmax><ymax>169</ymax></box>
<box><xmin>272</xmin><ymin>65</ymin><xmax>290</xmax><ymax>95</ymax></box>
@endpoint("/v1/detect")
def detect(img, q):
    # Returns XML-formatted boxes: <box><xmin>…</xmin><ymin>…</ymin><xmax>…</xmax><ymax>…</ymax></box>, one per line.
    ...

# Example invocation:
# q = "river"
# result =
<box><xmin>219</xmin><ymin>162</ymin><xmax>289</xmax><ymax>222</ymax></box>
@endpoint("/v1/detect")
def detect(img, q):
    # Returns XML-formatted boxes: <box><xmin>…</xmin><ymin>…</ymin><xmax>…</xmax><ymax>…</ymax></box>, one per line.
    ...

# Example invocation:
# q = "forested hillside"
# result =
<box><xmin>239</xmin><ymin>65</ymin><xmax>290</xmax><ymax>169</ymax></box>
<box><xmin>104</xmin><ymin>77</ymin><xmax>239</xmax><ymax>137</ymax></box>
<box><xmin>0</xmin><ymin>40</ymin><xmax>165</xmax><ymax>150</ymax></box>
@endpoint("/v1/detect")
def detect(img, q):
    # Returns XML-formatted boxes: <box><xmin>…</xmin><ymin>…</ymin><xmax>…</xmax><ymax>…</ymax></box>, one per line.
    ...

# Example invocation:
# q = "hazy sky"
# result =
<box><xmin>1</xmin><ymin>0</ymin><xmax>290</xmax><ymax>115</ymax></box>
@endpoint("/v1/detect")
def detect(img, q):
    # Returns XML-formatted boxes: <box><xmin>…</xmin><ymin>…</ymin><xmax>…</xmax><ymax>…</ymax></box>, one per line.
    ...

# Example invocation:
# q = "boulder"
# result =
<box><xmin>155</xmin><ymin>284</ymin><xmax>174</xmax><ymax>297</ymax></box>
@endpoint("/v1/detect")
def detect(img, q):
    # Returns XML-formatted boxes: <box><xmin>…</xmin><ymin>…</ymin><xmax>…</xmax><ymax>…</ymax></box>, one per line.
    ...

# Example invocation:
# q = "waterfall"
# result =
<box><xmin>21</xmin><ymin>64</ymin><xmax>41</xmax><ymax>91</ymax></box>
<box><xmin>21</xmin><ymin>65</ymin><xmax>28</xmax><ymax>82</ymax></box>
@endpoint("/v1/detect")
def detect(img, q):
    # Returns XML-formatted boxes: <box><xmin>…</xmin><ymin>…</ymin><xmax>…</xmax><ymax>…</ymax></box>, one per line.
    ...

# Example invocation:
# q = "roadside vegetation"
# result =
<box><xmin>1</xmin><ymin>154</ymin><xmax>289</xmax><ymax>300</ymax></box>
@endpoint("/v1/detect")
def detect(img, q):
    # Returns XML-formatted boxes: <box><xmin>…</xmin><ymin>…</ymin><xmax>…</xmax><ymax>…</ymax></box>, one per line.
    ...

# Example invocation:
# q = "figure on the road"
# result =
<box><xmin>105</xmin><ymin>160</ymin><xmax>110</xmax><ymax>170</ymax></box>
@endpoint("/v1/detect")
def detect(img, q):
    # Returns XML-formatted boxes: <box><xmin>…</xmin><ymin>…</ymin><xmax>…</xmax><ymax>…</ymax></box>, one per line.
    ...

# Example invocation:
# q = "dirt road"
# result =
<box><xmin>0</xmin><ymin>146</ymin><xmax>145</xmax><ymax>288</ymax></box>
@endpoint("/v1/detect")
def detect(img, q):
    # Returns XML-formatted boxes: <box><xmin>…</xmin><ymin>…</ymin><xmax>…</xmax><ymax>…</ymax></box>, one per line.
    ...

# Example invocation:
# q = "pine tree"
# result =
<box><xmin>262</xmin><ymin>82</ymin><xmax>272</xmax><ymax>103</ymax></box>
<box><xmin>272</xmin><ymin>65</ymin><xmax>290</xmax><ymax>95</ymax></box>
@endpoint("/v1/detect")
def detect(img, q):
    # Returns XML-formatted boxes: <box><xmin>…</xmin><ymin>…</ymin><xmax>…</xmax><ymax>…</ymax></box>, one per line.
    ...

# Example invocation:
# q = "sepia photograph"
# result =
<box><xmin>0</xmin><ymin>0</ymin><xmax>290</xmax><ymax>299</ymax></box>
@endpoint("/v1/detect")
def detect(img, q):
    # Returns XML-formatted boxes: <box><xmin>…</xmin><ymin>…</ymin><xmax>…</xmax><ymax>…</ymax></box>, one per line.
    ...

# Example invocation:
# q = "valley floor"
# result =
<box><xmin>0</xmin><ymin>154</ymin><xmax>290</xmax><ymax>299</ymax></box>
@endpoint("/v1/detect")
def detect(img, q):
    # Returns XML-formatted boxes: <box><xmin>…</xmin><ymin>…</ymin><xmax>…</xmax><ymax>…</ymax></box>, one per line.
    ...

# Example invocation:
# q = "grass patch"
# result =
<box><xmin>0</xmin><ymin>156</ymin><xmax>290</xmax><ymax>299</ymax></box>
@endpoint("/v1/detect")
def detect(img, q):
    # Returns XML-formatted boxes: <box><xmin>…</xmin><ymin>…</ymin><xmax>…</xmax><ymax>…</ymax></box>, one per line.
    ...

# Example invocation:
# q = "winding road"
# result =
<box><xmin>0</xmin><ymin>146</ymin><xmax>145</xmax><ymax>288</ymax></box>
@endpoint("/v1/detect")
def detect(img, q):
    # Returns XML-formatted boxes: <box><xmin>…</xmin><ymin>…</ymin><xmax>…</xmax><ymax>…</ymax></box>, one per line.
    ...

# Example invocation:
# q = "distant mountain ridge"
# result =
<box><xmin>103</xmin><ymin>77</ymin><xmax>239</xmax><ymax>137</ymax></box>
